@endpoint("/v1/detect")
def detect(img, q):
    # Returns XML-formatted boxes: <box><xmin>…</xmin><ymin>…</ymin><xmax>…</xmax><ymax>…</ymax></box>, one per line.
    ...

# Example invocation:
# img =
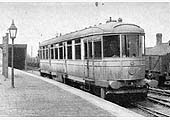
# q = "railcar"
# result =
<box><xmin>38</xmin><ymin>18</ymin><xmax>155</xmax><ymax>100</ymax></box>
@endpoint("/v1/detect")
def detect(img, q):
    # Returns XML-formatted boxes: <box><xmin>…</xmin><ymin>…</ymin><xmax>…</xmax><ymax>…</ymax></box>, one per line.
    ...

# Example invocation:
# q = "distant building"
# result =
<box><xmin>146</xmin><ymin>33</ymin><xmax>170</xmax><ymax>55</ymax></box>
<box><xmin>145</xmin><ymin>33</ymin><xmax>170</xmax><ymax>74</ymax></box>
<box><xmin>0</xmin><ymin>44</ymin><xmax>27</xmax><ymax>70</ymax></box>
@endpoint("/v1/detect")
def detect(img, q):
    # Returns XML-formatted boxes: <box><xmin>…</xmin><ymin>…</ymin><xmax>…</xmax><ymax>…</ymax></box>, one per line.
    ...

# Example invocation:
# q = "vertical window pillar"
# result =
<box><xmin>92</xmin><ymin>41</ymin><xmax>94</xmax><ymax>58</ymax></box>
<box><xmin>81</xmin><ymin>39</ymin><xmax>84</xmax><ymax>60</ymax></box>
<box><xmin>65</xmin><ymin>42</ymin><xmax>68</xmax><ymax>60</ymax></box>
<box><xmin>72</xmin><ymin>40</ymin><xmax>75</xmax><ymax>60</ymax></box>
<box><xmin>120</xmin><ymin>34</ymin><xmax>122</xmax><ymax>58</ymax></box>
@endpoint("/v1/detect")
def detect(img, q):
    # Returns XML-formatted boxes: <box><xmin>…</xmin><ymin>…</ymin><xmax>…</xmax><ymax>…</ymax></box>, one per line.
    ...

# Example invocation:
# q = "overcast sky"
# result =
<box><xmin>0</xmin><ymin>2</ymin><xmax>170</xmax><ymax>57</ymax></box>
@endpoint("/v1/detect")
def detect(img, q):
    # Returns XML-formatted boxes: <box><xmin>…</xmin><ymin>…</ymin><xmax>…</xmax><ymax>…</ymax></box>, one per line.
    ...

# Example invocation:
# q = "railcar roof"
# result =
<box><xmin>40</xmin><ymin>21</ymin><xmax>144</xmax><ymax>47</ymax></box>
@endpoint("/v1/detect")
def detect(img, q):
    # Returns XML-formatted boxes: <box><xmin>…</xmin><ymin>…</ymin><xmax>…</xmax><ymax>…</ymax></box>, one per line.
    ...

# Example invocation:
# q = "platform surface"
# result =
<box><xmin>0</xmin><ymin>68</ymin><xmax>142</xmax><ymax>117</ymax></box>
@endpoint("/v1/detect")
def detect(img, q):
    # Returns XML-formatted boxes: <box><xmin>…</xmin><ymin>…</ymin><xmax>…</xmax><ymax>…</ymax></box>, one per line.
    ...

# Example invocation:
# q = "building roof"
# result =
<box><xmin>146</xmin><ymin>43</ymin><xmax>170</xmax><ymax>55</ymax></box>
<box><xmin>0</xmin><ymin>44</ymin><xmax>27</xmax><ymax>49</ymax></box>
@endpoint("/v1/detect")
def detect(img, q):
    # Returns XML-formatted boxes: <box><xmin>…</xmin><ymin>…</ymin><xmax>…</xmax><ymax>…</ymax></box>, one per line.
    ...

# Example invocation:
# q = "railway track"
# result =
<box><xmin>149</xmin><ymin>88</ymin><xmax>170</xmax><ymax>96</ymax></box>
<box><xmin>130</xmin><ymin>87</ymin><xmax>170</xmax><ymax>117</ymax></box>
<box><xmin>131</xmin><ymin>103</ymin><xmax>170</xmax><ymax>117</ymax></box>
<box><xmin>147</xmin><ymin>96</ymin><xmax>170</xmax><ymax>107</ymax></box>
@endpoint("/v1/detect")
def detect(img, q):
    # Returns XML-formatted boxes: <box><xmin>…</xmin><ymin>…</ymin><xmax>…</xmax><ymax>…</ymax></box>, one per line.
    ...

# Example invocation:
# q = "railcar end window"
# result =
<box><xmin>103</xmin><ymin>35</ymin><xmax>120</xmax><ymax>57</ymax></box>
<box><xmin>122</xmin><ymin>35</ymin><xmax>140</xmax><ymax>57</ymax></box>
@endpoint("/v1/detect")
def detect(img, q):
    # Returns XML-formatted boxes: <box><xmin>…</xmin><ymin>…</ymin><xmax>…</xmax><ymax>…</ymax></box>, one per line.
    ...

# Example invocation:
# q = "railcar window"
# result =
<box><xmin>84</xmin><ymin>42</ymin><xmax>87</xmax><ymax>59</ymax></box>
<box><xmin>46</xmin><ymin>47</ymin><xmax>48</xmax><ymax>59</ymax></box>
<box><xmin>55</xmin><ymin>47</ymin><xmax>58</xmax><ymax>59</ymax></box>
<box><xmin>94</xmin><ymin>40</ymin><xmax>101</xmax><ymax>58</ymax></box>
<box><xmin>59</xmin><ymin>43</ymin><xmax>63</xmax><ymax>59</ymax></box>
<box><xmin>75</xmin><ymin>39</ymin><xmax>80</xmax><ymax>44</ymax></box>
<box><xmin>39</xmin><ymin>47</ymin><xmax>42</xmax><ymax>59</ymax></box>
<box><xmin>51</xmin><ymin>48</ymin><xmax>54</xmax><ymax>59</ymax></box>
<box><xmin>75</xmin><ymin>45</ymin><xmax>81</xmax><ymax>59</ymax></box>
<box><xmin>75</xmin><ymin>39</ymin><xmax>81</xmax><ymax>59</ymax></box>
<box><xmin>43</xmin><ymin>47</ymin><xmax>45</xmax><ymax>59</ymax></box>
<box><xmin>38</xmin><ymin>50</ymin><xmax>40</xmax><ymax>59</ymax></box>
<box><xmin>103</xmin><ymin>35</ymin><xmax>120</xmax><ymax>57</ymax></box>
<box><xmin>50</xmin><ymin>45</ymin><xmax>54</xmax><ymax>59</ymax></box>
<box><xmin>40</xmin><ymin>49</ymin><xmax>42</xmax><ymax>59</ymax></box>
<box><xmin>67</xmin><ymin>40</ymin><xmax>72</xmax><ymax>59</ymax></box>
<box><xmin>64</xmin><ymin>43</ymin><xmax>66</xmax><ymax>59</ymax></box>
<box><xmin>89</xmin><ymin>41</ymin><xmax>93</xmax><ymax>58</ymax></box>
<box><xmin>122</xmin><ymin>35</ymin><xmax>140</xmax><ymax>57</ymax></box>
<box><xmin>84</xmin><ymin>41</ymin><xmax>92</xmax><ymax>59</ymax></box>
<box><xmin>67</xmin><ymin>40</ymin><xmax>72</xmax><ymax>45</ymax></box>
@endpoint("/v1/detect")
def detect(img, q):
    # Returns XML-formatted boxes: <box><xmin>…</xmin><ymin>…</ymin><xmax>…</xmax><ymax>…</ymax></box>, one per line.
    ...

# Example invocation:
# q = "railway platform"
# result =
<box><xmin>0</xmin><ymin>68</ymin><xmax>142</xmax><ymax>117</ymax></box>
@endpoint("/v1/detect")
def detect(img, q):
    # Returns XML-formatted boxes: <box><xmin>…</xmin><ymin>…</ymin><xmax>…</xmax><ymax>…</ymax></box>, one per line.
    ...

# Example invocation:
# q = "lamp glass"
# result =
<box><xmin>9</xmin><ymin>20</ymin><xmax>17</xmax><ymax>39</ymax></box>
<box><xmin>9</xmin><ymin>29</ymin><xmax>17</xmax><ymax>39</ymax></box>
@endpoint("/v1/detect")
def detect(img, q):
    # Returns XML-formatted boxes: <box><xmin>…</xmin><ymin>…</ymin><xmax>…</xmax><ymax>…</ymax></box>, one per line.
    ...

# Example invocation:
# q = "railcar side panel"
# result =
<box><xmin>40</xmin><ymin>60</ymin><xmax>50</xmax><ymax>74</ymax></box>
<box><xmin>66</xmin><ymin>60</ymin><xmax>84</xmax><ymax>78</ymax></box>
<box><xmin>50</xmin><ymin>60</ymin><xmax>65</xmax><ymax>73</ymax></box>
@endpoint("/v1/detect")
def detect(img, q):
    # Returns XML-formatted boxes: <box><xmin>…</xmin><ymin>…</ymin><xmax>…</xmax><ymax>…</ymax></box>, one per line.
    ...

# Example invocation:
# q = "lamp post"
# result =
<box><xmin>9</xmin><ymin>20</ymin><xmax>17</xmax><ymax>88</ymax></box>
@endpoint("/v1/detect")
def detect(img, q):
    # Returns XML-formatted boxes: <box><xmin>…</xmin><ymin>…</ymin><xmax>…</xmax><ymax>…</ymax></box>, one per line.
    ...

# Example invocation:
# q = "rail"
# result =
<box><xmin>148</xmin><ymin>96</ymin><xmax>170</xmax><ymax>108</ymax></box>
<box><xmin>132</xmin><ymin>103</ymin><xmax>170</xmax><ymax>117</ymax></box>
<box><xmin>149</xmin><ymin>88</ymin><xmax>170</xmax><ymax>96</ymax></box>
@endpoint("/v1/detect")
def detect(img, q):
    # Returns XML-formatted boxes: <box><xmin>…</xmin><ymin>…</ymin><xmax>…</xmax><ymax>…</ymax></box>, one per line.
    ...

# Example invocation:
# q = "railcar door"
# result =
<box><xmin>64</xmin><ymin>42</ymin><xmax>67</xmax><ymax>74</ymax></box>
<box><xmin>48</xmin><ymin>45</ymin><xmax>51</xmax><ymax>66</ymax></box>
<box><xmin>84</xmin><ymin>38</ymin><xmax>94</xmax><ymax>80</ymax></box>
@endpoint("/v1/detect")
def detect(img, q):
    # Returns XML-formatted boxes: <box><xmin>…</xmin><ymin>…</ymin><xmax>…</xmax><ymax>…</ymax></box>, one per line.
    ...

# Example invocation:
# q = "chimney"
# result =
<box><xmin>168</xmin><ymin>40</ymin><xmax>170</xmax><ymax>46</ymax></box>
<box><xmin>156</xmin><ymin>33</ymin><xmax>162</xmax><ymax>46</ymax></box>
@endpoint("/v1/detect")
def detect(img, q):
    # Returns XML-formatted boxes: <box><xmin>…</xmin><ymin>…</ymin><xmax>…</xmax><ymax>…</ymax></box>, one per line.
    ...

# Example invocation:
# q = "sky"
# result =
<box><xmin>0</xmin><ymin>2</ymin><xmax>170</xmax><ymax>57</ymax></box>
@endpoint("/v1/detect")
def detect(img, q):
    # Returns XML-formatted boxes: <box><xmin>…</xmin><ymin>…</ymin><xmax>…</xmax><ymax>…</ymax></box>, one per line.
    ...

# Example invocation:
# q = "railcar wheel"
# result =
<box><xmin>91</xmin><ymin>86</ymin><xmax>100</xmax><ymax>96</ymax></box>
<box><xmin>49</xmin><ymin>74</ymin><xmax>52</xmax><ymax>79</ymax></box>
<box><xmin>40</xmin><ymin>72</ymin><xmax>45</xmax><ymax>77</ymax></box>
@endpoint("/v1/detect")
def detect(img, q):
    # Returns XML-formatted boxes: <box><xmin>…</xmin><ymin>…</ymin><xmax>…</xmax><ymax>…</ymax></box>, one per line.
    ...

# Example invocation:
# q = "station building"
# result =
<box><xmin>0</xmin><ymin>44</ymin><xmax>27</xmax><ymax>70</ymax></box>
<box><xmin>145</xmin><ymin>33</ymin><xmax>170</xmax><ymax>75</ymax></box>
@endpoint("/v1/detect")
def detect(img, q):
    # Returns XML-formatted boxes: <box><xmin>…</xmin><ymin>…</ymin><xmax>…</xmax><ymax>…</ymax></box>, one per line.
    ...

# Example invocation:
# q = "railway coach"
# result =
<box><xmin>38</xmin><ymin>18</ymin><xmax>156</xmax><ymax>100</ymax></box>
